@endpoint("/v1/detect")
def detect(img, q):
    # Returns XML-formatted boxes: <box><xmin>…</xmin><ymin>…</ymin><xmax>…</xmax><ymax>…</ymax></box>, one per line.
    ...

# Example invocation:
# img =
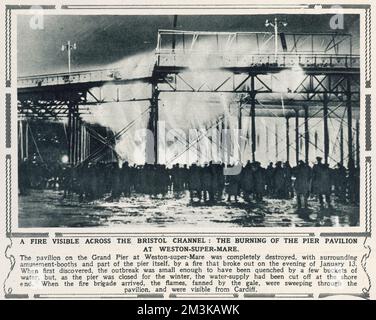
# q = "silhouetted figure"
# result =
<box><xmin>121</xmin><ymin>161</ymin><xmax>131</xmax><ymax>197</ymax></box>
<box><xmin>226</xmin><ymin>164</ymin><xmax>240</xmax><ymax>202</ymax></box>
<box><xmin>189</xmin><ymin>163</ymin><xmax>202</xmax><ymax>201</ymax></box>
<box><xmin>201</xmin><ymin>163</ymin><xmax>212</xmax><ymax>202</ymax></box>
<box><xmin>283</xmin><ymin>161</ymin><xmax>293</xmax><ymax>199</ymax></box>
<box><xmin>253</xmin><ymin>161</ymin><xmax>266</xmax><ymax>201</ymax></box>
<box><xmin>312</xmin><ymin>157</ymin><xmax>332</xmax><ymax>209</ymax></box>
<box><xmin>333</xmin><ymin>162</ymin><xmax>347</xmax><ymax>202</ymax></box>
<box><xmin>240</xmin><ymin>161</ymin><xmax>254</xmax><ymax>202</ymax></box>
<box><xmin>273</xmin><ymin>161</ymin><xmax>285</xmax><ymax>199</ymax></box>
<box><xmin>210</xmin><ymin>162</ymin><xmax>223</xmax><ymax>202</ymax></box>
<box><xmin>265</xmin><ymin>162</ymin><xmax>274</xmax><ymax>196</ymax></box>
<box><xmin>293</xmin><ymin>160</ymin><xmax>312</xmax><ymax>209</ymax></box>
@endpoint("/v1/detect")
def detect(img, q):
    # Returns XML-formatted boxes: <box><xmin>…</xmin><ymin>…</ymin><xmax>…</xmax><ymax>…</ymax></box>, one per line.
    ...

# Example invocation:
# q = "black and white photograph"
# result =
<box><xmin>17</xmin><ymin>12</ymin><xmax>361</xmax><ymax>228</ymax></box>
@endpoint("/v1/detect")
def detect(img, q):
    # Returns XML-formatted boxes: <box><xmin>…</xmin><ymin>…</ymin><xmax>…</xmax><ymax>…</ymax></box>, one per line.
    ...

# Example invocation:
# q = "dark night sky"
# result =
<box><xmin>17</xmin><ymin>14</ymin><xmax>360</xmax><ymax>76</ymax></box>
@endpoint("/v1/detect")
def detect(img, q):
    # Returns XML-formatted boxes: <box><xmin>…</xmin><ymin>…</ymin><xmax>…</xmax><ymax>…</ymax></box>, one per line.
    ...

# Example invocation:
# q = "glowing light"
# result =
<box><xmin>61</xmin><ymin>155</ymin><xmax>69</xmax><ymax>163</ymax></box>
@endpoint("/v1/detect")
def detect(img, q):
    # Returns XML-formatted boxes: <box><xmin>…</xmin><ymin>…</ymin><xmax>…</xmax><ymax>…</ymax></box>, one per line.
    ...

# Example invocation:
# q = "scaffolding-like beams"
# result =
<box><xmin>146</xmin><ymin>80</ymin><xmax>160</xmax><ymax>164</ymax></box>
<box><xmin>156</xmin><ymin>30</ymin><xmax>358</xmax><ymax>68</ymax></box>
<box><xmin>18</xmin><ymin>120</ymin><xmax>29</xmax><ymax>161</ymax></box>
<box><xmin>346</xmin><ymin>77</ymin><xmax>353</xmax><ymax>167</ymax></box>
<box><xmin>304</xmin><ymin>105</ymin><xmax>309</xmax><ymax>164</ymax></box>
<box><xmin>250</xmin><ymin>76</ymin><xmax>257</xmax><ymax>162</ymax></box>
<box><xmin>16</xmin><ymin>30</ymin><xmax>361</xmax><ymax>166</ymax></box>
<box><xmin>295</xmin><ymin>110</ymin><xmax>300</xmax><ymax>165</ymax></box>
<box><xmin>323</xmin><ymin>93</ymin><xmax>330</xmax><ymax>164</ymax></box>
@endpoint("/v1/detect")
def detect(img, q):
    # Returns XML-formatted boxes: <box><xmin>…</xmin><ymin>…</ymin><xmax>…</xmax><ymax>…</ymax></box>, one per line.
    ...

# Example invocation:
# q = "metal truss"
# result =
<box><xmin>156</xmin><ymin>30</ymin><xmax>358</xmax><ymax>70</ymax></box>
<box><xmin>156</xmin><ymin>30</ymin><xmax>354</xmax><ymax>56</ymax></box>
<box><xmin>16</xmin><ymin>29</ymin><xmax>361</xmax><ymax>166</ymax></box>
<box><xmin>157</xmin><ymin>73</ymin><xmax>272</xmax><ymax>93</ymax></box>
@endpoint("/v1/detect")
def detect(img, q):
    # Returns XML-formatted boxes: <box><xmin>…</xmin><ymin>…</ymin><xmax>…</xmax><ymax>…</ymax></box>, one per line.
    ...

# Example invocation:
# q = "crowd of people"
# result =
<box><xmin>19</xmin><ymin>157</ymin><xmax>360</xmax><ymax>209</ymax></box>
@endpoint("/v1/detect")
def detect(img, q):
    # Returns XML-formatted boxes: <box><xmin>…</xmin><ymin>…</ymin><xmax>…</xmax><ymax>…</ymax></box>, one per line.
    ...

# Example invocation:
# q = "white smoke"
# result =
<box><xmin>81</xmin><ymin>34</ymin><xmax>351</xmax><ymax>166</ymax></box>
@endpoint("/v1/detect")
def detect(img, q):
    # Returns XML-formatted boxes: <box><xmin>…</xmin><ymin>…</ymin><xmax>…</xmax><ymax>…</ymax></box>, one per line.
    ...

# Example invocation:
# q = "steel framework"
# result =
<box><xmin>17</xmin><ymin>29</ymin><xmax>360</xmax><ymax>167</ymax></box>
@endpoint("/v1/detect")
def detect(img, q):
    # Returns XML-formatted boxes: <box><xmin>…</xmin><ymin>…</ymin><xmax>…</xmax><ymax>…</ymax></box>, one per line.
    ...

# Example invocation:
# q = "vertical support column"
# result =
<box><xmin>81</xmin><ymin>123</ymin><xmax>85</xmax><ymax>162</ymax></box>
<box><xmin>84</xmin><ymin>124</ymin><xmax>88</xmax><ymax>162</ymax></box>
<box><xmin>147</xmin><ymin>82</ymin><xmax>159</xmax><ymax>164</ymax></box>
<box><xmin>72</xmin><ymin>116</ymin><xmax>75</xmax><ymax>164</ymax></box>
<box><xmin>275</xmin><ymin>123</ymin><xmax>278</xmax><ymax>162</ymax></box>
<box><xmin>19</xmin><ymin>120</ymin><xmax>24</xmax><ymax>160</ymax></box>
<box><xmin>216</xmin><ymin>122</ymin><xmax>221</xmax><ymax>161</ymax></box>
<box><xmin>18</xmin><ymin>120</ymin><xmax>24</xmax><ymax>161</ymax></box>
<box><xmin>285</xmin><ymin>117</ymin><xmax>290</xmax><ymax>162</ymax></box>
<box><xmin>295</xmin><ymin>109</ymin><xmax>299</xmax><ymax>165</ymax></box>
<box><xmin>67</xmin><ymin>103</ymin><xmax>80</xmax><ymax>166</ymax></box>
<box><xmin>226</xmin><ymin>116</ymin><xmax>230</xmax><ymax>165</ymax></box>
<box><xmin>109</xmin><ymin>128</ymin><xmax>115</xmax><ymax>163</ymax></box>
<box><xmin>250</xmin><ymin>99</ymin><xmax>256</xmax><ymax>162</ymax></box>
<box><xmin>221</xmin><ymin>118</ymin><xmax>225</xmax><ymax>164</ymax></box>
<box><xmin>250</xmin><ymin>75</ymin><xmax>256</xmax><ymax>162</ymax></box>
<box><xmin>153</xmin><ymin>87</ymin><xmax>159</xmax><ymax>165</ymax></box>
<box><xmin>218</xmin><ymin>122</ymin><xmax>222</xmax><ymax>163</ymax></box>
<box><xmin>77</xmin><ymin>118</ymin><xmax>82</xmax><ymax>164</ymax></box>
<box><xmin>74</xmin><ymin>115</ymin><xmax>79</xmax><ymax>165</ymax></box>
<box><xmin>19</xmin><ymin>120</ymin><xmax>30</xmax><ymax>161</ymax></box>
<box><xmin>340</xmin><ymin>123</ymin><xmax>344</xmax><ymax>166</ymax></box>
<box><xmin>238</xmin><ymin>103</ymin><xmax>242</xmax><ymax>162</ymax></box>
<box><xmin>356</xmin><ymin>120</ymin><xmax>360</xmax><ymax>169</ymax></box>
<box><xmin>314</xmin><ymin>131</ymin><xmax>318</xmax><ymax>151</ymax></box>
<box><xmin>74</xmin><ymin>111</ymin><xmax>78</xmax><ymax>164</ymax></box>
<box><xmin>323</xmin><ymin>93</ymin><xmax>329</xmax><ymax>165</ymax></box>
<box><xmin>87</xmin><ymin>127</ymin><xmax>90</xmax><ymax>162</ymax></box>
<box><xmin>67</xmin><ymin>104</ymin><xmax>74</xmax><ymax>165</ymax></box>
<box><xmin>304</xmin><ymin>105</ymin><xmax>309</xmax><ymax>164</ymax></box>
<box><xmin>25</xmin><ymin>121</ymin><xmax>29</xmax><ymax>160</ymax></box>
<box><xmin>82</xmin><ymin>124</ymin><xmax>85</xmax><ymax>162</ymax></box>
<box><xmin>346</xmin><ymin>77</ymin><xmax>353</xmax><ymax>169</ymax></box>
<box><xmin>172</xmin><ymin>15</ymin><xmax>177</xmax><ymax>52</ymax></box>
